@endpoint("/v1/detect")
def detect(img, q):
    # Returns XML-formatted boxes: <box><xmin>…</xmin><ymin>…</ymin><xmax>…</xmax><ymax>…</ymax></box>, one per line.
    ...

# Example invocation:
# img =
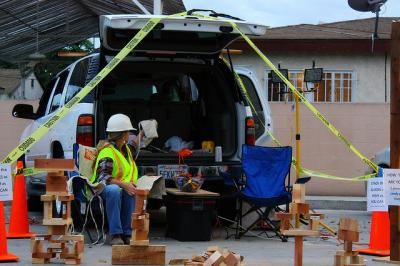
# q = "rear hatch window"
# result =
<box><xmin>100</xmin><ymin>15</ymin><xmax>267</xmax><ymax>55</ymax></box>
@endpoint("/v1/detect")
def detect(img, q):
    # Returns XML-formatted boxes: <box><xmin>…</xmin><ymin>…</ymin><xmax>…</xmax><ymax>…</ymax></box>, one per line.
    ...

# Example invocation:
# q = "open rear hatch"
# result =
<box><xmin>99</xmin><ymin>14</ymin><xmax>267</xmax><ymax>56</ymax></box>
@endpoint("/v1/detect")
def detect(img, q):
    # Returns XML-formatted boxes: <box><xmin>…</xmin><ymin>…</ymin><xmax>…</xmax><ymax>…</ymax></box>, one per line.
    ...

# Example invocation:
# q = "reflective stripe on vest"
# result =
<box><xmin>91</xmin><ymin>144</ymin><xmax>138</xmax><ymax>185</ymax></box>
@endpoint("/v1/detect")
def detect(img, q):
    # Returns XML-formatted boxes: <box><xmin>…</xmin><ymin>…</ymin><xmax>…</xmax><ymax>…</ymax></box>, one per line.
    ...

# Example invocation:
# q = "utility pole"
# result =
<box><xmin>390</xmin><ymin>20</ymin><xmax>400</xmax><ymax>262</ymax></box>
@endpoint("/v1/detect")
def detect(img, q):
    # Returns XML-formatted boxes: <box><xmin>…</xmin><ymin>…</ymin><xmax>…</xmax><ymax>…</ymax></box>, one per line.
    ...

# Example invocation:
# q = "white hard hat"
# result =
<box><xmin>106</xmin><ymin>114</ymin><xmax>136</xmax><ymax>132</ymax></box>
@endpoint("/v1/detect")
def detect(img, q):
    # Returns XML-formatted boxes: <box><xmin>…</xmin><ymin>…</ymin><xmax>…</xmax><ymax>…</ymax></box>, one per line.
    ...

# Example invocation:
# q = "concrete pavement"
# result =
<box><xmin>2</xmin><ymin>205</ymin><xmax>392</xmax><ymax>266</ymax></box>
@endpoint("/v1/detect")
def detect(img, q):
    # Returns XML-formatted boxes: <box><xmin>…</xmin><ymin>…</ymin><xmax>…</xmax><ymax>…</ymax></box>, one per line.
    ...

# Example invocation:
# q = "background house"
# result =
<box><xmin>229</xmin><ymin>17</ymin><xmax>398</xmax><ymax>196</ymax></box>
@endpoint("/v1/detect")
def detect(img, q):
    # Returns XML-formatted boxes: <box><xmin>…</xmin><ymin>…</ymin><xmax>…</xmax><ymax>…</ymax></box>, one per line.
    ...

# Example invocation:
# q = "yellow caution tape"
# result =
<box><xmin>1</xmin><ymin>17</ymin><xmax>162</xmax><ymax>165</ymax></box>
<box><xmin>23</xmin><ymin>167</ymin><xmax>45</xmax><ymax>177</ymax></box>
<box><xmin>228</xmin><ymin>57</ymin><xmax>376</xmax><ymax>181</ymax></box>
<box><xmin>227</xmin><ymin>20</ymin><xmax>379</xmax><ymax>174</ymax></box>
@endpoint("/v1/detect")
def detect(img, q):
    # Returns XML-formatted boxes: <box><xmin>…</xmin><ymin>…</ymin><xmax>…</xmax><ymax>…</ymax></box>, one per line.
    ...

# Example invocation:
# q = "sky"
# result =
<box><xmin>182</xmin><ymin>0</ymin><xmax>400</xmax><ymax>27</ymax></box>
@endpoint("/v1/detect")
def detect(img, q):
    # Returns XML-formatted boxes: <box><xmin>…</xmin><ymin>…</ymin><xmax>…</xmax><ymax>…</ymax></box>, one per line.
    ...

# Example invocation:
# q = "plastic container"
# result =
<box><xmin>166</xmin><ymin>193</ymin><xmax>217</xmax><ymax>241</ymax></box>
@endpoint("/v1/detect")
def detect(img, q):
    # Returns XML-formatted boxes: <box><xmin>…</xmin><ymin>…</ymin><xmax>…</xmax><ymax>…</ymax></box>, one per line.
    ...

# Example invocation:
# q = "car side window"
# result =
<box><xmin>239</xmin><ymin>74</ymin><xmax>265</xmax><ymax>138</ymax></box>
<box><xmin>36</xmin><ymin>78</ymin><xmax>57</xmax><ymax>117</ymax></box>
<box><xmin>49</xmin><ymin>71</ymin><xmax>69</xmax><ymax>113</ymax></box>
<box><xmin>65</xmin><ymin>58</ymin><xmax>89</xmax><ymax>103</ymax></box>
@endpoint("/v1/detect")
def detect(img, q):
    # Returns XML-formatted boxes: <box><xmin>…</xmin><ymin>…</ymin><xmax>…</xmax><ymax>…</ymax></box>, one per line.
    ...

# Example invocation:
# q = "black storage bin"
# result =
<box><xmin>166</xmin><ymin>188</ymin><xmax>219</xmax><ymax>241</ymax></box>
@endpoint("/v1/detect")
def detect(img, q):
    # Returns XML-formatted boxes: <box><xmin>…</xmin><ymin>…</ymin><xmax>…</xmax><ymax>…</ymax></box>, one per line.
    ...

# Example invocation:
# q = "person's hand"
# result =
<box><xmin>121</xmin><ymin>182</ymin><xmax>137</xmax><ymax>196</ymax></box>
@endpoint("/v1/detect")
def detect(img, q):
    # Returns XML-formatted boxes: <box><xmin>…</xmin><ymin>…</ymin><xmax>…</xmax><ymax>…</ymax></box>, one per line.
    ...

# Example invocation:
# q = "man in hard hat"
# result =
<box><xmin>91</xmin><ymin>113</ymin><xmax>140</xmax><ymax>245</ymax></box>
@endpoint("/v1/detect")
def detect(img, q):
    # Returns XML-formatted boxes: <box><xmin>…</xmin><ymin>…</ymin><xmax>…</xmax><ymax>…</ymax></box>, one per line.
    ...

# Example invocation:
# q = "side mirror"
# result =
<box><xmin>12</xmin><ymin>104</ymin><xmax>38</xmax><ymax>120</ymax></box>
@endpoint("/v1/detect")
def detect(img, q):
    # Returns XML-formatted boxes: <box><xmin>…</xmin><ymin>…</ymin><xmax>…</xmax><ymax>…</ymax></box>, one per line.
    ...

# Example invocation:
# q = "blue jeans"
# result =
<box><xmin>101</xmin><ymin>184</ymin><xmax>135</xmax><ymax>236</ymax></box>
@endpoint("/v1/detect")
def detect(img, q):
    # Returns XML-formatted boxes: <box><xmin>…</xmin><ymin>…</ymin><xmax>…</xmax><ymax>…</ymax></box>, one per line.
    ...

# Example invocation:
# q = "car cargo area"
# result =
<box><xmin>96</xmin><ymin>59</ymin><xmax>238</xmax><ymax>162</ymax></box>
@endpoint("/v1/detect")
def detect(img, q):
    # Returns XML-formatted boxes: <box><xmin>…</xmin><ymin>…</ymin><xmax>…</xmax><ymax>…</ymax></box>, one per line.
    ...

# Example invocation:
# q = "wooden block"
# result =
<box><xmin>35</xmin><ymin>159</ymin><xmax>75</xmax><ymax>170</ymax></box>
<box><xmin>43</xmin><ymin>201</ymin><xmax>52</xmax><ymax>220</ymax></box>
<box><xmin>112</xmin><ymin>245</ymin><xmax>166</xmax><ymax>265</ymax></box>
<box><xmin>206</xmin><ymin>246</ymin><xmax>220</xmax><ymax>253</ymax></box>
<box><xmin>192</xmin><ymin>255</ymin><xmax>206</xmax><ymax>262</ymax></box>
<box><xmin>48</xmin><ymin>242</ymin><xmax>63</xmax><ymax>249</ymax></box>
<box><xmin>339</xmin><ymin>218</ymin><xmax>359</xmax><ymax>232</ymax></box>
<box><xmin>32</xmin><ymin>257</ymin><xmax>50</xmax><ymax>264</ymax></box>
<box><xmin>46</xmin><ymin>175</ymin><xmax>68</xmax><ymax>193</ymax></box>
<box><xmin>204</xmin><ymin>251</ymin><xmax>224</xmax><ymax>266</ymax></box>
<box><xmin>290</xmin><ymin>202</ymin><xmax>309</xmax><ymax>215</ymax></box>
<box><xmin>292</xmin><ymin>184</ymin><xmax>305</xmax><ymax>203</ymax></box>
<box><xmin>43</xmin><ymin>218</ymin><xmax>73</xmax><ymax>226</ymax></box>
<box><xmin>41</xmin><ymin>194</ymin><xmax>74</xmax><ymax>201</ymax></box>
<box><xmin>60</xmin><ymin>235</ymin><xmax>85</xmax><ymax>242</ymax></box>
<box><xmin>31</xmin><ymin>239</ymin><xmax>44</xmax><ymax>254</ymax></box>
<box><xmin>130</xmin><ymin>239</ymin><xmax>150</xmax><ymax>246</ymax></box>
<box><xmin>74</xmin><ymin>240</ymin><xmax>84</xmax><ymax>254</ymax></box>
<box><xmin>222</xmin><ymin>251</ymin><xmax>238</xmax><ymax>266</ymax></box>
<box><xmin>32</xmin><ymin>252</ymin><xmax>55</xmax><ymax>259</ymax></box>
<box><xmin>169</xmin><ymin>258</ymin><xmax>190</xmax><ymax>265</ymax></box>
<box><xmin>49</xmin><ymin>225</ymin><xmax>68</xmax><ymax>235</ymax></box>
<box><xmin>338</xmin><ymin>229</ymin><xmax>359</xmax><ymax>242</ymax></box>
<box><xmin>184</xmin><ymin>262</ymin><xmax>204</xmax><ymax>266</ymax></box>
<box><xmin>282</xmin><ymin>229</ymin><xmax>320</xmax><ymax>237</ymax></box>
<box><xmin>132</xmin><ymin>214</ymin><xmax>145</xmax><ymax>230</ymax></box>
<box><xmin>334</xmin><ymin>254</ymin><xmax>345</xmax><ymax>266</ymax></box>
<box><xmin>344</xmin><ymin>240</ymin><xmax>353</xmax><ymax>253</ymax></box>
<box><xmin>350</xmin><ymin>255</ymin><xmax>364</xmax><ymax>264</ymax></box>
<box><xmin>309</xmin><ymin>218</ymin><xmax>319</xmax><ymax>231</ymax></box>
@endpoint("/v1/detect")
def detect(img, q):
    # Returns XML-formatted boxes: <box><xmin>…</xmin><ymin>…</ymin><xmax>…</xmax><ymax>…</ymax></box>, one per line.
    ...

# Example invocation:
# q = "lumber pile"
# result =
<box><xmin>334</xmin><ymin>218</ymin><xmax>365</xmax><ymax>266</ymax></box>
<box><xmin>112</xmin><ymin>189</ymin><xmax>166</xmax><ymax>265</ymax></box>
<box><xmin>169</xmin><ymin>246</ymin><xmax>243</xmax><ymax>266</ymax></box>
<box><xmin>31</xmin><ymin>159</ymin><xmax>84</xmax><ymax>265</ymax></box>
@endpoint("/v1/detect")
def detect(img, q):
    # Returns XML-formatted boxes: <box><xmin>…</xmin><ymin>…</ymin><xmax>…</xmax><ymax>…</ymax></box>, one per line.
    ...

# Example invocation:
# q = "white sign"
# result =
<box><xmin>367</xmin><ymin>178</ymin><xmax>386</xmax><ymax>212</ymax></box>
<box><xmin>383</xmin><ymin>168</ymin><xmax>400</xmax><ymax>206</ymax></box>
<box><xmin>0</xmin><ymin>164</ymin><xmax>13</xmax><ymax>201</ymax></box>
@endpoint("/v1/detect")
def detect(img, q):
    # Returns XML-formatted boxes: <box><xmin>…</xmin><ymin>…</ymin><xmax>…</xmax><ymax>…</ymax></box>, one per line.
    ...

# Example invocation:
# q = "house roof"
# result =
<box><xmin>0</xmin><ymin>69</ymin><xmax>21</xmax><ymax>94</ymax></box>
<box><xmin>0</xmin><ymin>0</ymin><xmax>185</xmax><ymax>63</ymax></box>
<box><xmin>257</xmin><ymin>17</ymin><xmax>400</xmax><ymax>40</ymax></box>
<box><xmin>231</xmin><ymin>17</ymin><xmax>400</xmax><ymax>54</ymax></box>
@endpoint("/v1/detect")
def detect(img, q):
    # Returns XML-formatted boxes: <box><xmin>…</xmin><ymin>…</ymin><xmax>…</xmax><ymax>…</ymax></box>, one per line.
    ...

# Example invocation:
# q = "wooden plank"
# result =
<box><xmin>60</xmin><ymin>235</ymin><xmax>84</xmax><ymax>242</ymax></box>
<box><xmin>169</xmin><ymin>259</ymin><xmax>190</xmax><ymax>265</ymax></box>
<box><xmin>130</xmin><ymin>239</ymin><xmax>149</xmax><ymax>246</ymax></box>
<box><xmin>282</xmin><ymin>229</ymin><xmax>319</xmax><ymax>237</ymax></box>
<box><xmin>35</xmin><ymin>159</ymin><xmax>75</xmax><ymax>170</ymax></box>
<box><xmin>46</xmin><ymin>175</ymin><xmax>68</xmax><ymax>193</ymax></box>
<box><xmin>41</xmin><ymin>194</ymin><xmax>74</xmax><ymax>201</ymax></box>
<box><xmin>373</xmin><ymin>256</ymin><xmax>400</xmax><ymax>264</ymax></box>
<box><xmin>48</xmin><ymin>225</ymin><xmax>68</xmax><ymax>235</ymax></box>
<box><xmin>292</xmin><ymin>184</ymin><xmax>305</xmax><ymax>203</ymax></box>
<box><xmin>43</xmin><ymin>218</ymin><xmax>72</xmax><ymax>226</ymax></box>
<box><xmin>339</xmin><ymin>218</ymin><xmax>359</xmax><ymax>232</ymax></box>
<box><xmin>112</xmin><ymin>245</ymin><xmax>166</xmax><ymax>265</ymax></box>
<box><xmin>166</xmin><ymin>188</ymin><xmax>219</xmax><ymax>197</ymax></box>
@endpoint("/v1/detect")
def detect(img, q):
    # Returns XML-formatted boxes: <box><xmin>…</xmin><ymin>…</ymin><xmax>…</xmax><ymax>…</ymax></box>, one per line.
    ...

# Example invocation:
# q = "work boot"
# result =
<box><xmin>110</xmin><ymin>235</ymin><xmax>124</xmax><ymax>245</ymax></box>
<box><xmin>122</xmin><ymin>235</ymin><xmax>131</xmax><ymax>245</ymax></box>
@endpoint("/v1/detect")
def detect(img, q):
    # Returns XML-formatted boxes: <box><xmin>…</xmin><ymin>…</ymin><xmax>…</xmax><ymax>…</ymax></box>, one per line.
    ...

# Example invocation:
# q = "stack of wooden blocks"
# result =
<box><xmin>169</xmin><ymin>246</ymin><xmax>243</xmax><ymax>266</ymax></box>
<box><xmin>31</xmin><ymin>159</ymin><xmax>84</xmax><ymax>265</ymax></box>
<box><xmin>334</xmin><ymin>218</ymin><xmax>365</xmax><ymax>266</ymax></box>
<box><xmin>112</xmin><ymin>189</ymin><xmax>166</xmax><ymax>265</ymax></box>
<box><xmin>275</xmin><ymin>183</ymin><xmax>324</xmax><ymax>266</ymax></box>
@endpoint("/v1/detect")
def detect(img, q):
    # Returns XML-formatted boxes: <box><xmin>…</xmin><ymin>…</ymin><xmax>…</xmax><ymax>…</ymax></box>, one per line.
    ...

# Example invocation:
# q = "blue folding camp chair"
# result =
<box><xmin>234</xmin><ymin>144</ymin><xmax>293</xmax><ymax>242</ymax></box>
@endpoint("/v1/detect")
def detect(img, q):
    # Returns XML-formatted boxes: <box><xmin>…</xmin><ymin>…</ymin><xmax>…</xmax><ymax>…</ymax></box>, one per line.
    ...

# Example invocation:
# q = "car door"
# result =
<box><xmin>235</xmin><ymin>67</ymin><xmax>273</xmax><ymax>146</ymax></box>
<box><xmin>23</xmin><ymin>70</ymin><xmax>70</xmax><ymax>167</ymax></box>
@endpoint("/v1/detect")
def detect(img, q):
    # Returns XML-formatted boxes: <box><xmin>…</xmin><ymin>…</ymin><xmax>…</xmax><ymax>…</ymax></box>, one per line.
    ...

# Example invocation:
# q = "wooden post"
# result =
<box><xmin>390</xmin><ymin>21</ymin><xmax>400</xmax><ymax>262</ymax></box>
<box><xmin>294</xmin><ymin>236</ymin><xmax>303</xmax><ymax>266</ymax></box>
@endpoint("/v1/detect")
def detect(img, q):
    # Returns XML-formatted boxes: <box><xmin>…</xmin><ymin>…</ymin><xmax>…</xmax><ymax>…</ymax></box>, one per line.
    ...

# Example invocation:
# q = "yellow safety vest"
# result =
<box><xmin>91</xmin><ymin>144</ymin><xmax>138</xmax><ymax>185</ymax></box>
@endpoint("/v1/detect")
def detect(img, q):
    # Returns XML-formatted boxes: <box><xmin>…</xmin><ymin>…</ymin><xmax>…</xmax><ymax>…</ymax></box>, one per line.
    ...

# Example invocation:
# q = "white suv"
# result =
<box><xmin>12</xmin><ymin>13</ymin><xmax>272</xmax><ymax>207</ymax></box>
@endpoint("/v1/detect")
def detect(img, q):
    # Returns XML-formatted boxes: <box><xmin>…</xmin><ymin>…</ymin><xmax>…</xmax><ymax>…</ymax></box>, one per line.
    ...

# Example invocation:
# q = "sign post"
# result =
<box><xmin>0</xmin><ymin>164</ymin><xmax>12</xmax><ymax>202</ymax></box>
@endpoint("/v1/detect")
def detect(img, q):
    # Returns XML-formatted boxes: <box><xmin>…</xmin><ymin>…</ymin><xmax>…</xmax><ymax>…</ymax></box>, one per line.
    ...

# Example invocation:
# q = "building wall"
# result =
<box><xmin>0</xmin><ymin>100</ymin><xmax>38</xmax><ymax>160</ymax></box>
<box><xmin>12</xmin><ymin>72</ymin><xmax>43</xmax><ymax>100</ymax></box>
<box><xmin>232</xmin><ymin>53</ymin><xmax>390</xmax><ymax>103</ymax></box>
<box><xmin>270</xmin><ymin>102</ymin><xmax>389</xmax><ymax>196</ymax></box>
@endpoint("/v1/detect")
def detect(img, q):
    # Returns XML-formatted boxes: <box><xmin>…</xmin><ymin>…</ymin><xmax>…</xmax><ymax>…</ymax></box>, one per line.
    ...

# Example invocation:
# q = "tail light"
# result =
<box><xmin>76</xmin><ymin>114</ymin><xmax>94</xmax><ymax>147</ymax></box>
<box><xmin>245</xmin><ymin>117</ymin><xmax>256</xmax><ymax>145</ymax></box>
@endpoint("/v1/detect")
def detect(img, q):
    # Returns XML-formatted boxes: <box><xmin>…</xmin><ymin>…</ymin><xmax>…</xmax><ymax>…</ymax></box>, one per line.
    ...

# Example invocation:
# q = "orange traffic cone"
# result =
<box><xmin>7</xmin><ymin>161</ymin><xmax>35</xmax><ymax>238</ymax></box>
<box><xmin>0</xmin><ymin>202</ymin><xmax>18</xmax><ymax>262</ymax></box>
<box><xmin>357</xmin><ymin>211</ymin><xmax>390</xmax><ymax>256</ymax></box>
